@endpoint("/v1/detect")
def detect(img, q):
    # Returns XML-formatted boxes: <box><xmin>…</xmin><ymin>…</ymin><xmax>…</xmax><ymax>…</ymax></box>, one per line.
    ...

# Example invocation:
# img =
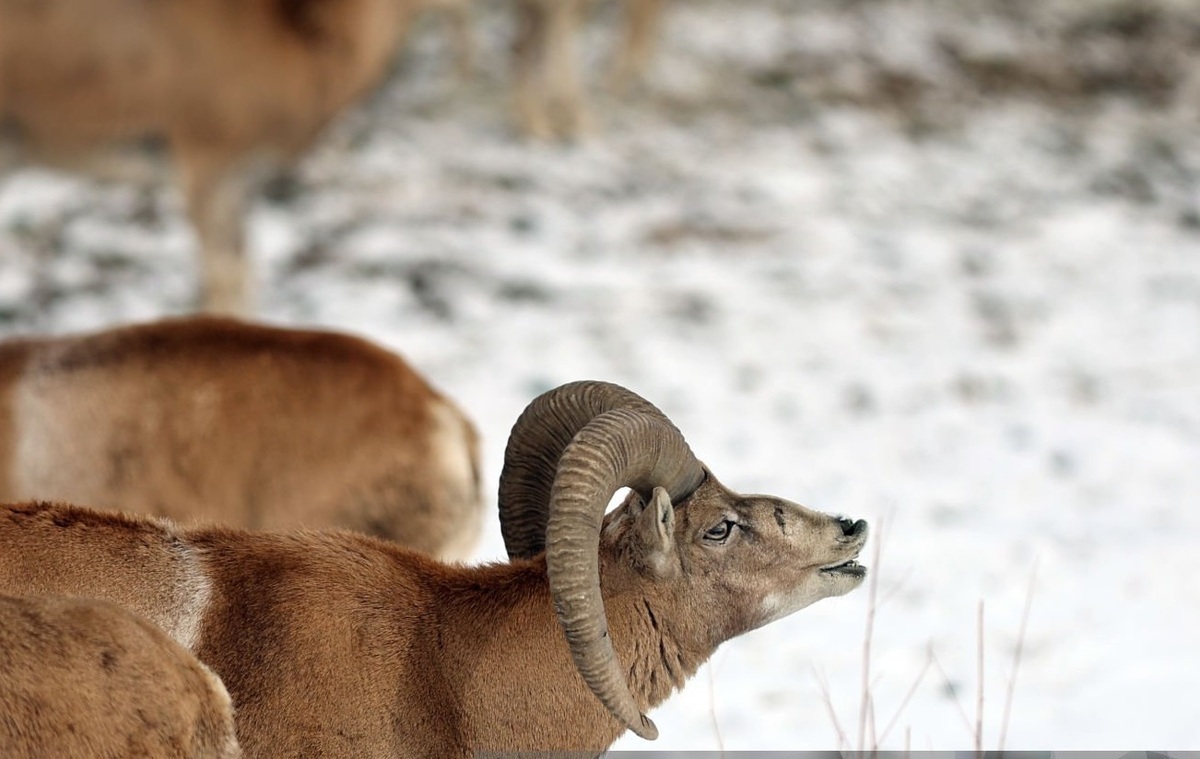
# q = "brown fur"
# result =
<box><xmin>0</xmin><ymin>593</ymin><xmax>240</xmax><ymax>758</ymax></box>
<box><xmin>0</xmin><ymin>317</ymin><xmax>483</xmax><ymax>560</ymax></box>
<box><xmin>0</xmin><ymin>0</ymin><xmax>432</xmax><ymax>313</ymax></box>
<box><xmin>0</xmin><ymin>476</ymin><xmax>866</xmax><ymax>756</ymax></box>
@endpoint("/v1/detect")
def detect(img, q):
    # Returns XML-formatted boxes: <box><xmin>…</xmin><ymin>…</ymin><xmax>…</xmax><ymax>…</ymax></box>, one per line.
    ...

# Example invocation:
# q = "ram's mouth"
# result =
<box><xmin>820</xmin><ymin>558</ymin><xmax>867</xmax><ymax>578</ymax></box>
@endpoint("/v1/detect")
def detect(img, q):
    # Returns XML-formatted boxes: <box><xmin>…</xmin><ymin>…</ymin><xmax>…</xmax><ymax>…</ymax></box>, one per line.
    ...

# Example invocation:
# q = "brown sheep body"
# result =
<box><xmin>0</xmin><ymin>316</ymin><xmax>483</xmax><ymax>560</ymax></box>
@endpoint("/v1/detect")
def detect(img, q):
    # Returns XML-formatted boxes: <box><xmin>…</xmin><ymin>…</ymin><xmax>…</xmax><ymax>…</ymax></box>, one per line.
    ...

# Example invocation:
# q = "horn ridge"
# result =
<box><xmin>498</xmin><ymin>381</ymin><xmax>688</xmax><ymax>560</ymax></box>
<box><xmin>545</xmin><ymin>408</ymin><xmax>697</xmax><ymax>740</ymax></box>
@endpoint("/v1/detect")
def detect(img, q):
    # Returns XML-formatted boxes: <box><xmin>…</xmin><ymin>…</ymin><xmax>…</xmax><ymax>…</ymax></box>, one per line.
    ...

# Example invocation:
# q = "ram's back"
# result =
<box><xmin>0</xmin><ymin>502</ymin><xmax>211</xmax><ymax>648</ymax></box>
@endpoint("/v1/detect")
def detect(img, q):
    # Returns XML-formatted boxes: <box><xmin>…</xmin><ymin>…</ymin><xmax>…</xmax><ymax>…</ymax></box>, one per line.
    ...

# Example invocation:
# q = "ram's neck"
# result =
<box><xmin>434</xmin><ymin>554</ymin><xmax>714</xmax><ymax>753</ymax></box>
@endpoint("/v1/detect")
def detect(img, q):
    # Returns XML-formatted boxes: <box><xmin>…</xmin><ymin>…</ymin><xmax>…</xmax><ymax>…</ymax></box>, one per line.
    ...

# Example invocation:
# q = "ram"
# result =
<box><xmin>0</xmin><ymin>381</ymin><xmax>868</xmax><ymax>756</ymax></box>
<box><xmin>0</xmin><ymin>594</ymin><xmax>240</xmax><ymax>759</ymax></box>
<box><xmin>0</xmin><ymin>0</ymin><xmax>473</xmax><ymax>314</ymax></box>
<box><xmin>0</xmin><ymin>316</ymin><xmax>483</xmax><ymax>561</ymax></box>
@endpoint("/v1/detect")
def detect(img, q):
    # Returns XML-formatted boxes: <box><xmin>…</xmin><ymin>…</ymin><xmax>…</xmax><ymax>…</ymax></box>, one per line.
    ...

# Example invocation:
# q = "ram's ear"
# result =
<box><xmin>632</xmin><ymin>486</ymin><xmax>676</xmax><ymax>576</ymax></box>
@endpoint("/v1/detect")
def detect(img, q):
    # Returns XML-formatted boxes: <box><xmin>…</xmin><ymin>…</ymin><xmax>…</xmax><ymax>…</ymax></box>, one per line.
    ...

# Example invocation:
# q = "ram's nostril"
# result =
<box><xmin>836</xmin><ymin>517</ymin><xmax>865</xmax><ymax>538</ymax></box>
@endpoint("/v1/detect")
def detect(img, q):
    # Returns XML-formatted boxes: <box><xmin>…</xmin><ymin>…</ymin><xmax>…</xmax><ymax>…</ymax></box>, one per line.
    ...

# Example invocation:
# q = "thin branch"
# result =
<box><xmin>866</xmin><ymin>689</ymin><xmax>877</xmax><ymax>752</ymax></box>
<box><xmin>706</xmin><ymin>662</ymin><xmax>725</xmax><ymax>754</ymax></box>
<box><xmin>998</xmin><ymin>558</ymin><xmax>1039</xmax><ymax>753</ymax></box>
<box><xmin>858</xmin><ymin>517</ymin><xmax>884</xmax><ymax>754</ymax></box>
<box><xmin>928</xmin><ymin>644</ymin><xmax>974</xmax><ymax>736</ymax></box>
<box><xmin>813</xmin><ymin>665</ymin><xmax>851</xmax><ymax>752</ymax></box>
<box><xmin>879</xmin><ymin>651</ymin><xmax>933</xmax><ymax>745</ymax></box>
<box><xmin>975</xmin><ymin>600</ymin><xmax>985</xmax><ymax>759</ymax></box>
<box><xmin>876</xmin><ymin>565</ymin><xmax>916</xmax><ymax>611</ymax></box>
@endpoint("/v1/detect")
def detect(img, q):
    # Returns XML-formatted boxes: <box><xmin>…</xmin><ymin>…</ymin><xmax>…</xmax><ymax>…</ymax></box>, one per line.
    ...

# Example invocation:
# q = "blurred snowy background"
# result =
<box><xmin>2</xmin><ymin>0</ymin><xmax>1198</xmax><ymax>750</ymax></box>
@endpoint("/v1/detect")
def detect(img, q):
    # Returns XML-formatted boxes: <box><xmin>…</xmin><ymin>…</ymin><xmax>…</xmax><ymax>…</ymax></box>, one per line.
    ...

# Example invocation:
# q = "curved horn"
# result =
<box><xmin>498</xmin><ymin>380</ymin><xmax>700</xmax><ymax>560</ymax></box>
<box><xmin>546</xmin><ymin>406</ymin><xmax>702</xmax><ymax>741</ymax></box>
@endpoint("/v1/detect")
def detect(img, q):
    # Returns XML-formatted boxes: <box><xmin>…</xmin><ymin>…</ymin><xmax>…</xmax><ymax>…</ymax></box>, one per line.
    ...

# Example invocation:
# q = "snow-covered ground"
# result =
<box><xmin>2</xmin><ymin>0</ymin><xmax>1198</xmax><ymax>750</ymax></box>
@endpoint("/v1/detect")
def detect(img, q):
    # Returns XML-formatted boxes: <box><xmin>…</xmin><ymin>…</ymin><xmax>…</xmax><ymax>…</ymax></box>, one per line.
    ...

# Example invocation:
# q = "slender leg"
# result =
<box><xmin>177</xmin><ymin>150</ymin><xmax>257</xmax><ymax>315</ymax></box>
<box><xmin>511</xmin><ymin>0</ymin><xmax>554</xmax><ymax>140</ymax></box>
<box><xmin>445</xmin><ymin>0</ymin><xmax>475</xmax><ymax>81</ymax></box>
<box><xmin>512</xmin><ymin>0</ymin><xmax>593</xmax><ymax>140</ymax></box>
<box><xmin>610</xmin><ymin>0</ymin><xmax>667</xmax><ymax>92</ymax></box>
<box><xmin>544</xmin><ymin>0</ymin><xmax>592</xmax><ymax>138</ymax></box>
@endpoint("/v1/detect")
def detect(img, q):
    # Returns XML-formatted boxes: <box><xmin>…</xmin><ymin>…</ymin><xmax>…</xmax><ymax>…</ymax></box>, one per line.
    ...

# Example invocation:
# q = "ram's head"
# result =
<box><xmin>498</xmin><ymin>381</ymin><xmax>869</xmax><ymax>740</ymax></box>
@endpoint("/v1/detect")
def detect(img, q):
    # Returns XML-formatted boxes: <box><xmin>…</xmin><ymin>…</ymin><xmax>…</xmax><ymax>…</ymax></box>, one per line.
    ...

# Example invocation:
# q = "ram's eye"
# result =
<box><xmin>704</xmin><ymin>520</ymin><xmax>734</xmax><ymax>542</ymax></box>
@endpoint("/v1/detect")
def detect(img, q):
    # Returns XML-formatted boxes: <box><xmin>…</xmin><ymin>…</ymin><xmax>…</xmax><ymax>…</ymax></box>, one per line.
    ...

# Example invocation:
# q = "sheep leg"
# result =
<box><xmin>609</xmin><ymin>0</ymin><xmax>667</xmax><ymax>92</ymax></box>
<box><xmin>511</xmin><ymin>1</ymin><xmax>555</xmax><ymax>140</ymax></box>
<box><xmin>511</xmin><ymin>0</ymin><xmax>591</xmax><ymax>140</ymax></box>
<box><xmin>177</xmin><ymin>150</ymin><xmax>258</xmax><ymax>315</ymax></box>
<box><xmin>544</xmin><ymin>0</ymin><xmax>592</xmax><ymax>138</ymax></box>
<box><xmin>445</xmin><ymin>0</ymin><xmax>475</xmax><ymax>81</ymax></box>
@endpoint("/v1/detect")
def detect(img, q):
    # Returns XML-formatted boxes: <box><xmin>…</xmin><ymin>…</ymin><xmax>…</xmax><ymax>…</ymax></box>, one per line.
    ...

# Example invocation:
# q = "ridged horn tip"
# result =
<box><xmin>632</xmin><ymin>715</ymin><xmax>659</xmax><ymax>741</ymax></box>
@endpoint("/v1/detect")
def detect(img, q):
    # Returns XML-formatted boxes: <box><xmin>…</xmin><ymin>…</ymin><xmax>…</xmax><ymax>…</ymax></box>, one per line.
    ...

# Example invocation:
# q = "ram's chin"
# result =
<box><xmin>756</xmin><ymin>586</ymin><xmax>826</xmax><ymax>628</ymax></box>
<box><xmin>820</xmin><ymin>559</ymin><xmax>868</xmax><ymax>597</ymax></box>
<box><xmin>756</xmin><ymin>568</ymin><xmax>868</xmax><ymax>627</ymax></box>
